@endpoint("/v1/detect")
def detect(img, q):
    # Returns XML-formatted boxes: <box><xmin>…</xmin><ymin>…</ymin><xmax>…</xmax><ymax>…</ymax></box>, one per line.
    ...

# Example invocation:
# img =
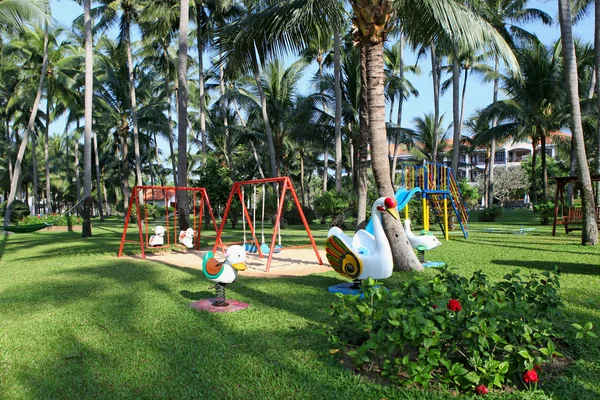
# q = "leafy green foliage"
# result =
<box><xmin>327</xmin><ymin>268</ymin><xmax>587</xmax><ymax>393</ymax></box>
<box><xmin>19</xmin><ymin>213</ymin><xmax>82</xmax><ymax>226</ymax></box>
<box><xmin>314</xmin><ymin>191</ymin><xmax>352</xmax><ymax>223</ymax></box>
<box><xmin>458</xmin><ymin>179</ymin><xmax>479</xmax><ymax>210</ymax></box>
<box><xmin>478</xmin><ymin>205</ymin><xmax>503</xmax><ymax>222</ymax></box>
<box><xmin>533</xmin><ymin>202</ymin><xmax>555</xmax><ymax>226</ymax></box>
<box><xmin>0</xmin><ymin>200</ymin><xmax>31</xmax><ymax>222</ymax></box>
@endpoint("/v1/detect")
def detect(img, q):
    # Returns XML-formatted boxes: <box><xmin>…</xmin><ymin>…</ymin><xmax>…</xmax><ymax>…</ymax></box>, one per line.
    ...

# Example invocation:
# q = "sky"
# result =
<box><xmin>49</xmin><ymin>0</ymin><xmax>595</xmax><ymax>157</ymax></box>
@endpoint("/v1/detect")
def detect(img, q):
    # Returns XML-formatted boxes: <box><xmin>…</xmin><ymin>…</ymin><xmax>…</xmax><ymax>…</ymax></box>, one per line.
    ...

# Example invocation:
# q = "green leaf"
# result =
<box><xmin>584</xmin><ymin>322</ymin><xmax>593</xmax><ymax>330</ymax></box>
<box><xmin>518</xmin><ymin>350</ymin><xmax>532</xmax><ymax>360</ymax></box>
<box><xmin>464</xmin><ymin>371</ymin><xmax>480</xmax><ymax>384</ymax></box>
<box><xmin>572</xmin><ymin>323</ymin><xmax>583</xmax><ymax>330</ymax></box>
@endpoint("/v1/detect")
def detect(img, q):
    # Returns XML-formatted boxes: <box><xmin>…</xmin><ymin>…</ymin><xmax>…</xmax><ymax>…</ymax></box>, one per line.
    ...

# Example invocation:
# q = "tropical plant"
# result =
<box><xmin>558</xmin><ymin>0</ymin><xmax>598</xmax><ymax>245</ymax></box>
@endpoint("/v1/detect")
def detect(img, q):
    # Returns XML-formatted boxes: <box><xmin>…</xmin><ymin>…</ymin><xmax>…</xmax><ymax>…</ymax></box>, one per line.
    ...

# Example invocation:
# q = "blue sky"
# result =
<box><xmin>50</xmin><ymin>0</ymin><xmax>594</xmax><ymax>151</ymax></box>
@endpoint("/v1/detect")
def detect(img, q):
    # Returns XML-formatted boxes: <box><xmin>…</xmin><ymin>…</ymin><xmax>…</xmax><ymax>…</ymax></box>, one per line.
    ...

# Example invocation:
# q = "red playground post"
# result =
<box><xmin>117</xmin><ymin>185</ymin><xmax>224</xmax><ymax>258</ymax></box>
<box><xmin>213</xmin><ymin>177</ymin><xmax>323</xmax><ymax>272</ymax></box>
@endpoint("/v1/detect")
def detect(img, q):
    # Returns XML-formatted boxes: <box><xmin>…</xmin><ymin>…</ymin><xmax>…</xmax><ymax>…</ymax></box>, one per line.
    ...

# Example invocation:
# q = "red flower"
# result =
<box><xmin>472</xmin><ymin>292</ymin><xmax>477</xmax><ymax>298</ymax></box>
<box><xmin>476</xmin><ymin>385</ymin><xmax>489</xmax><ymax>395</ymax></box>
<box><xmin>534</xmin><ymin>365</ymin><xmax>542</xmax><ymax>371</ymax></box>
<box><xmin>447</xmin><ymin>299</ymin><xmax>462</xmax><ymax>312</ymax></box>
<box><xmin>432</xmin><ymin>304</ymin><xmax>438</xmax><ymax>310</ymax></box>
<box><xmin>432</xmin><ymin>331</ymin><xmax>436</xmax><ymax>335</ymax></box>
<box><xmin>523</xmin><ymin>369</ymin><xmax>538</xmax><ymax>383</ymax></box>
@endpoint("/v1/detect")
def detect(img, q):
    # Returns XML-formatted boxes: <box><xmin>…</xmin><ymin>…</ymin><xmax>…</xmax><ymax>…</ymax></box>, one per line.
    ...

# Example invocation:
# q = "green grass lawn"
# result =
<box><xmin>1</xmin><ymin>211</ymin><xmax>599</xmax><ymax>399</ymax></box>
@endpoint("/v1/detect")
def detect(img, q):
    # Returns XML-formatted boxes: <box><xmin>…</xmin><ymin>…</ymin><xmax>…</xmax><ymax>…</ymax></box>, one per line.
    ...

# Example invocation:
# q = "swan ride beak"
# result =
<box><xmin>386</xmin><ymin>207</ymin><xmax>400</xmax><ymax>220</ymax></box>
<box><xmin>231</xmin><ymin>262</ymin><xmax>247</xmax><ymax>271</ymax></box>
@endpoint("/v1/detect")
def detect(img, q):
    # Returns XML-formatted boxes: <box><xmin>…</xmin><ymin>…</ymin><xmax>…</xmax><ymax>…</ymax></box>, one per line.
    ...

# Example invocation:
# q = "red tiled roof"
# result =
<box><xmin>143</xmin><ymin>188</ymin><xmax>176</xmax><ymax>201</ymax></box>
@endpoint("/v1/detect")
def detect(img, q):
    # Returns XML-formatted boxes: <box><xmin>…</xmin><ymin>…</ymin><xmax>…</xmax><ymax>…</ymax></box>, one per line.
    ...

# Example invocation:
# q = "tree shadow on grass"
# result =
<box><xmin>491</xmin><ymin>259</ymin><xmax>600</xmax><ymax>276</ymax></box>
<box><xmin>467</xmin><ymin>238</ymin><xmax>600</xmax><ymax>258</ymax></box>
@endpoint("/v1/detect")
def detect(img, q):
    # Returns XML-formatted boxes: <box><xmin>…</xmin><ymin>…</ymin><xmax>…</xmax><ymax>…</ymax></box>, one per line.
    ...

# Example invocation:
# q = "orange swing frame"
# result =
<box><xmin>117</xmin><ymin>185</ymin><xmax>224</xmax><ymax>259</ymax></box>
<box><xmin>213</xmin><ymin>177</ymin><xmax>322</xmax><ymax>272</ymax></box>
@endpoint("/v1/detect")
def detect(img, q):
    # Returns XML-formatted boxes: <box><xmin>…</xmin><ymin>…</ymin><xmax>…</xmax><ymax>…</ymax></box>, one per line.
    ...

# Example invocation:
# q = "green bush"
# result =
<box><xmin>284</xmin><ymin>206</ymin><xmax>315</xmax><ymax>225</ymax></box>
<box><xmin>20</xmin><ymin>214</ymin><xmax>82</xmax><ymax>226</ymax></box>
<box><xmin>0</xmin><ymin>200</ymin><xmax>31</xmax><ymax>222</ymax></box>
<box><xmin>327</xmin><ymin>268</ymin><xmax>595</xmax><ymax>394</ymax></box>
<box><xmin>314</xmin><ymin>191</ymin><xmax>351</xmax><ymax>224</ymax></box>
<box><xmin>533</xmin><ymin>201</ymin><xmax>554</xmax><ymax>225</ymax></box>
<box><xmin>478</xmin><ymin>205</ymin><xmax>503</xmax><ymax>222</ymax></box>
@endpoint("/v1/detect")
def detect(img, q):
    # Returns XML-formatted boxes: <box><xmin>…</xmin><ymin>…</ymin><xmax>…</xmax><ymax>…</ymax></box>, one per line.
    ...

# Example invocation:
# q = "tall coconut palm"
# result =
<box><xmin>481</xmin><ymin>0</ymin><xmax>552</xmax><ymax>208</ymax></box>
<box><xmin>385</xmin><ymin>35</ymin><xmax>419</xmax><ymax>184</ymax></box>
<box><xmin>82</xmin><ymin>0</ymin><xmax>93</xmax><ymax>236</ymax></box>
<box><xmin>95</xmin><ymin>0</ymin><xmax>144</xmax><ymax>192</ymax></box>
<box><xmin>138</xmin><ymin>8</ymin><xmax>179</xmax><ymax>186</ymax></box>
<box><xmin>558</xmin><ymin>0</ymin><xmax>598</xmax><ymax>245</ymax></box>
<box><xmin>0</xmin><ymin>0</ymin><xmax>47</xmax><ymax>32</ymax></box>
<box><xmin>176</xmin><ymin>0</ymin><xmax>191</xmax><ymax>230</ymax></box>
<box><xmin>3</xmin><ymin>21</ymin><xmax>49</xmax><ymax>226</ymax></box>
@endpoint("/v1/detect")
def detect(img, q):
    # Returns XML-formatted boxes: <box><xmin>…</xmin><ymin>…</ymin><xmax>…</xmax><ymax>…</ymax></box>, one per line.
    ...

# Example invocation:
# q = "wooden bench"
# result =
<box><xmin>562</xmin><ymin>207</ymin><xmax>600</xmax><ymax>233</ymax></box>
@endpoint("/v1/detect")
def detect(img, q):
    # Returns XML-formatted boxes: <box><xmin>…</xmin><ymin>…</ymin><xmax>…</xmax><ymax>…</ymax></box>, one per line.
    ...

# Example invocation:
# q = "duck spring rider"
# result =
<box><xmin>201</xmin><ymin>245</ymin><xmax>247</xmax><ymax>307</ymax></box>
<box><xmin>325</xmin><ymin>197</ymin><xmax>398</xmax><ymax>294</ymax></box>
<box><xmin>404</xmin><ymin>219</ymin><xmax>444</xmax><ymax>268</ymax></box>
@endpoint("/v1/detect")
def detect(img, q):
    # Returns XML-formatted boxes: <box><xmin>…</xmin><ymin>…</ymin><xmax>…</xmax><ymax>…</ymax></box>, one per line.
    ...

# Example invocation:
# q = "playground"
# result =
<box><xmin>2</xmin><ymin>207</ymin><xmax>600</xmax><ymax>399</ymax></box>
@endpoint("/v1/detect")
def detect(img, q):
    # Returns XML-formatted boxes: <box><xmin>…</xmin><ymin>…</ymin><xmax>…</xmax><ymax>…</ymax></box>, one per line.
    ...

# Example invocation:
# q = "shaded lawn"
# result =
<box><xmin>1</xmin><ymin>211</ymin><xmax>599</xmax><ymax>399</ymax></box>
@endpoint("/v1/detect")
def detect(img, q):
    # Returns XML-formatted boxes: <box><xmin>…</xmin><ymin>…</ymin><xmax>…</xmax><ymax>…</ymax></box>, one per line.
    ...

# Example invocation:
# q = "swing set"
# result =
<box><xmin>117</xmin><ymin>185</ymin><xmax>225</xmax><ymax>259</ymax></box>
<box><xmin>213</xmin><ymin>177</ymin><xmax>322</xmax><ymax>272</ymax></box>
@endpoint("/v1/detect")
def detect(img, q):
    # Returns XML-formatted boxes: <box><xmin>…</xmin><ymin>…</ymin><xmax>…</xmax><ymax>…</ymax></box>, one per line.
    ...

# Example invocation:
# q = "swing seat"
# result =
<box><xmin>260</xmin><ymin>243</ymin><xmax>282</xmax><ymax>255</ymax></box>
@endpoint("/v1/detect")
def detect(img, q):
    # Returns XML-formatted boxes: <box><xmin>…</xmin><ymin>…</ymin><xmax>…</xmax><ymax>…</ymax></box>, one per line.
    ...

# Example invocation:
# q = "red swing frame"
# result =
<box><xmin>117</xmin><ymin>185</ymin><xmax>224</xmax><ymax>259</ymax></box>
<box><xmin>213</xmin><ymin>177</ymin><xmax>322</xmax><ymax>272</ymax></box>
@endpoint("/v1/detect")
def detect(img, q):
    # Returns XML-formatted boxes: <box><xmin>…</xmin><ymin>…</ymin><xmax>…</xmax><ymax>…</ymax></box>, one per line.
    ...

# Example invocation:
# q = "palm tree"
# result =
<box><xmin>176</xmin><ymin>0</ymin><xmax>191</xmax><ymax>230</ymax></box>
<box><xmin>481</xmin><ymin>0</ymin><xmax>552</xmax><ymax>208</ymax></box>
<box><xmin>558</xmin><ymin>0</ymin><xmax>598</xmax><ymax>245</ymax></box>
<box><xmin>385</xmin><ymin>35</ymin><xmax>419</xmax><ymax>184</ymax></box>
<box><xmin>95</xmin><ymin>0</ymin><xmax>144</xmax><ymax>192</ymax></box>
<box><xmin>411</xmin><ymin>113</ymin><xmax>448</xmax><ymax>162</ymax></box>
<box><xmin>3</xmin><ymin>19</ymin><xmax>50</xmax><ymax>226</ymax></box>
<box><xmin>0</xmin><ymin>0</ymin><xmax>47</xmax><ymax>32</ymax></box>
<box><xmin>479</xmin><ymin>43</ymin><xmax>565</xmax><ymax>204</ymax></box>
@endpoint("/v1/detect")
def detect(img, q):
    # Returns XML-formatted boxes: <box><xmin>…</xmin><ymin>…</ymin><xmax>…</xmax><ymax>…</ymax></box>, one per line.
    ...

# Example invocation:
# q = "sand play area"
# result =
<box><xmin>128</xmin><ymin>246</ymin><xmax>331</xmax><ymax>278</ymax></box>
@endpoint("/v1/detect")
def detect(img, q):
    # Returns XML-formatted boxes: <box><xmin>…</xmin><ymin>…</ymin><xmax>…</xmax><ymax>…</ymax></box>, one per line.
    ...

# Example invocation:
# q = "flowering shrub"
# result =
<box><xmin>19</xmin><ymin>214</ymin><xmax>82</xmax><ymax>226</ymax></box>
<box><xmin>327</xmin><ymin>268</ymin><xmax>596</xmax><ymax>394</ymax></box>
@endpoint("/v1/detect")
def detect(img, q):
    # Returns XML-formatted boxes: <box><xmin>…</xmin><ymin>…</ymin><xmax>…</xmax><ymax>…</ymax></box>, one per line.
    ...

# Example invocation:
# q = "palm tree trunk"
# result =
<box><xmin>75</xmin><ymin>134</ymin><xmax>81</xmax><ymax>212</ymax></box>
<box><xmin>300</xmin><ymin>154</ymin><xmax>305</xmax><ymax>207</ymax></box>
<box><xmin>3</xmin><ymin>23</ymin><xmax>49</xmax><ymax>226</ymax></box>
<box><xmin>558</xmin><ymin>0</ymin><xmax>598</xmax><ymax>245</ymax></box>
<box><xmin>93</xmin><ymin>132</ymin><xmax>104</xmax><ymax>221</ymax></box>
<box><xmin>32</xmin><ymin>124</ymin><xmax>39</xmax><ymax>215</ymax></box>
<box><xmin>567</xmin><ymin>140</ymin><xmax>576</xmax><ymax>205</ymax></box>
<box><xmin>45</xmin><ymin>86</ymin><xmax>51</xmax><ymax>214</ymax></box>
<box><xmin>176</xmin><ymin>0</ymin><xmax>191</xmax><ymax>231</ymax></box>
<box><xmin>232</xmin><ymin>99</ymin><xmax>265</xmax><ymax>178</ymax></box>
<box><xmin>356</xmin><ymin>44</ymin><xmax>369</xmax><ymax>229</ymax></box>
<box><xmin>595</xmin><ymin>0</ymin><xmax>600</xmax><ymax>204</ymax></box>
<box><xmin>540</xmin><ymin>128</ymin><xmax>549</xmax><ymax>202</ymax></box>
<box><xmin>530</xmin><ymin>139</ymin><xmax>538</xmax><ymax>204</ymax></box>
<box><xmin>390</xmin><ymin>35</ymin><xmax>404</xmax><ymax>187</ymax></box>
<box><xmin>334</xmin><ymin>28</ymin><xmax>343</xmax><ymax>193</ymax></box>
<box><xmin>6</xmin><ymin>120</ymin><xmax>12</xmax><ymax>183</ymax></box>
<box><xmin>252</xmin><ymin>55</ymin><xmax>277</xmax><ymax>178</ymax></box>
<box><xmin>82</xmin><ymin>0</ymin><xmax>93</xmax><ymax>237</ymax></box>
<box><xmin>219</xmin><ymin>60</ymin><xmax>230</xmax><ymax>167</ymax></box>
<box><xmin>323</xmin><ymin>147</ymin><xmax>329</xmax><ymax>191</ymax></box>
<box><xmin>488</xmin><ymin>58</ymin><xmax>499</xmax><ymax>208</ymax></box>
<box><xmin>431</xmin><ymin>43</ymin><xmax>440</xmax><ymax>164</ymax></box>
<box><xmin>196</xmin><ymin>4</ymin><xmax>207</xmax><ymax>155</ymax></box>
<box><xmin>162</xmin><ymin>59</ymin><xmax>178</xmax><ymax>187</ymax></box>
<box><xmin>450</xmin><ymin>53</ymin><xmax>461</xmax><ymax>174</ymax></box>
<box><xmin>364</xmin><ymin>39</ymin><xmax>422</xmax><ymax>271</ymax></box>
<box><xmin>125</xmin><ymin>25</ymin><xmax>143</xmax><ymax>191</ymax></box>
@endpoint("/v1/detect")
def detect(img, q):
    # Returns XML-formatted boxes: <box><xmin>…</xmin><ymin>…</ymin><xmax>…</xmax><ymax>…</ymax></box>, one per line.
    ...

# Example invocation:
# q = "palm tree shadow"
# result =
<box><xmin>491</xmin><ymin>259</ymin><xmax>600</xmax><ymax>276</ymax></box>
